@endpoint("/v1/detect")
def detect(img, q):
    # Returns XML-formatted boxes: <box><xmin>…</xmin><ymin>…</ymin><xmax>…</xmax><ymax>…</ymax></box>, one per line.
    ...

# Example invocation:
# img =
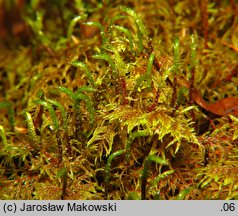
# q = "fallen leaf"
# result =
<box><xmin>192</xmin><ymin>89</ymin><xmax>238</xmax><ymax>116</ymax></box>
<box><xmin>207</xmin><ymin>97</ymin><xmax>238</xmax><ymax>116</ymax></box>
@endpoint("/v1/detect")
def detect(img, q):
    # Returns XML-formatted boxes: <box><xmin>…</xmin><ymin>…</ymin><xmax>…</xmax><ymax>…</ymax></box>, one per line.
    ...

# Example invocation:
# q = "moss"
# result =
<box><xmin>0</xmin><ymin>0</ymin><xmax>238</xmax><ymax>200</ymax></box>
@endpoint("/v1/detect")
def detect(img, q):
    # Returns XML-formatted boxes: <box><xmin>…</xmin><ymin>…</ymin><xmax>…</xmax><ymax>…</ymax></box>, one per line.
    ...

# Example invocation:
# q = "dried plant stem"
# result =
<box><xmin>74</xmin><ymin>101</ymin><xmax>84</xmax><ymax>144</ymax></box>
<box><xmin>147</xmin><ymin>90</ymin><xmax>160</xmax><ymax>112</ymax></box>
<box><xmin>119</xmin><ymin>76</ymin><xmax>128</xmax><ymax>105</ymax></box>
<box><xmin>201</xmin><ymin>0</ymin><xmax>209</xmax><ymax>49</ymax></box>
<box><xmin>189</xmin><ymin>35</ymin><xmax>198</xmax><ymax>125</ymax></box>
<box><xmin>56</xmin><ymin>131</ymin><xmax>63</xmax><ymax>163</ymax></box>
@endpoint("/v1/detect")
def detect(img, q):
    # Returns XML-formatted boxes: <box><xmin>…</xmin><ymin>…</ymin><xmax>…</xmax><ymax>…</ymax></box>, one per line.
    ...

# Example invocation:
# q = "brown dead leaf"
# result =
<box><xmin>192</xmin><ymin>89</ymin><xmax>238</xmax><ymax>116</ymax></box>
<box><xmin>207</xmin><ymin>97</ymin><xmax>238</xmax><ymax>116</ymax></box>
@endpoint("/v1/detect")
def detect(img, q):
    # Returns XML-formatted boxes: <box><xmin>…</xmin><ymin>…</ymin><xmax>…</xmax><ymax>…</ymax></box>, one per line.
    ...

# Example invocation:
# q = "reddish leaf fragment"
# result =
<box><xmin>192</xmin><ymin>89</ymin><xmax>238</xmax><ymax>116</ymax></box>
<box><xmin>191</xmin><ymin>89</ymin><xmax>209</xmax><ymax>111</ymax></box>
<box><xmin>207</xmin><ymin>97</ymin><xmax>238</xmax><ymax>116</ymax></box>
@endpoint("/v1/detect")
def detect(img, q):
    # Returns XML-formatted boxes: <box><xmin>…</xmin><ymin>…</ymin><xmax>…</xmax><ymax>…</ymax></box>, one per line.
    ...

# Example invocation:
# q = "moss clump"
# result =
<box><xmin>0</xmin><ymin>0</ymin><xmax>238</xmax><ymax>200</ymax></box>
